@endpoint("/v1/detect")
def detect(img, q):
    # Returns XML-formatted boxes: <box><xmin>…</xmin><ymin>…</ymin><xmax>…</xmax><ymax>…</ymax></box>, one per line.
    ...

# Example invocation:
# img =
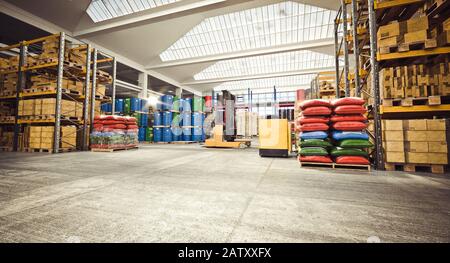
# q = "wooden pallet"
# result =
<box><xmin>385</xmin><ymin>163</ymin><xmax>445</xmax><ymax>174</ymax></box>
<box><xmin>299</xmin><ymin>160</ymin><xmax>371</xmax><ymax>171</ymax></box>
<box><xmin>0</xmin><ymin>147</ymin><xmax>13</xmax><ymax>152</ymax></box>
<box><xmin>26</xmin><ymin>57</ymin><xmax>58</xmax><ymax>67</ymax></box>
<box><xmin>22</xmin><ymin>147</ymin><xmax>76</xmax><ymax>153</ymax></box>
<box><xmin>382</xmin><ymin>95</ymin><xmax>443</xmax><ymax>106</ymax></box>
<box><xmin>91</xmin><ymin>146</ymin><xmax>138</xmax><ymax>152</ymax></box>
<box><xmin>379</xmin><ymin>39</ymin><xmax>437</xmax><ymax>54</ymax></box>
<box><xmin>171</xmin><ymin>141</ymin><xmax>198</xmax><ymax>144</ymax></box>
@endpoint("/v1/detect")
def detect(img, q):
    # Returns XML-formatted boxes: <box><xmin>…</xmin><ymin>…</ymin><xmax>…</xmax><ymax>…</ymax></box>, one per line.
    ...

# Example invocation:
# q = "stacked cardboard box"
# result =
<box><xmin>18</xmin><ymin>98</ymin><xmax>82</xmax><ymax>118</ymax></box>
<box><xmin>382</xmin><ymin>119</ymin><xmax>448</xmax><ymax>165</ymax></box>
<box><xmin>0</xmin><ymin>73</ymin><xmax>18</xmax><ymax>96</ymax></box>
<box><xmin>382</xmin><ymin>120</ymin><xmax>406</xmax><ymax>163</ymax></box>
<box><xmin>0</xmin><ymin>127</ymin><xmax>13</xmax><ymax>147</ymax></box>
<box><xmin>25</xmin><ymin>126</ymin><xmax>77</xmax><ymax>149</ymax></box>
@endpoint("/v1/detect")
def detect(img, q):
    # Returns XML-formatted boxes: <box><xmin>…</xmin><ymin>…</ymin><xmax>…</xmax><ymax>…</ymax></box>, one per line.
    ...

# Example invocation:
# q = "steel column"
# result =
<box><xmin>352</xmin><ymin>0</ymin><xmax>361</xmax><ymax>97</ymax></box>
<box><xmin>368</xmin><ymin>0</ymin><xmax>384</xmax><ymax>170</ymax></box>
<box><xmin>53</xmin><ymin>32</ymin><xmax>65</xmax><ymax>153</ymax></box>
<box><xmin>341</xmin><ymin>0</ymin><xmax>350</xmax><ymax>97</ymax></box>
<box><xmin>111</xmin><ymin>57</ymin><xmax>117</xmax><ymax>115</ymax></box>
<box><xmin>82</xmin><ymin>44</ymin><xmax>92</xmax><ymax>151</ymax></box>
<box><xmin>90</xmin><ymin>49</ymin><xmax>98</xmax><ymax>134</ymax></box>
<box><xmin>13</xmin><ymin>43</ymin><xmax>26</xmax><ymax>151</ymax></box>
<box><xmin>334</xmin><ymin>21</ymin><xmax>341</xmax><ymax>99</ymax></box>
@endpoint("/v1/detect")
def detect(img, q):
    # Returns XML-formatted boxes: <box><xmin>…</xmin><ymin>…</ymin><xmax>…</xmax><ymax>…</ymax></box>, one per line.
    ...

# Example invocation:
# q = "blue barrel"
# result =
<box><xmin>153</xmin><ymin>127</ymin><xmax>162</xmax><ymax>142</ymax></box>
<box><xmin>172</xmin><ymin>127</ymin><xmax>182</xmax><ymax>141</ymax></box>
<box><xmin>182</xmin><ymin>127</ymin><xmax>192</xmax><ymax>141</ymax></box>
<box><xmin>192</xmin><ymin>127</ymin><xmax>203</xmax><ymax>142</ymax></box>
<box><xmin>181</xmin><ymin>112</ymin><xmax>191</xmax><ymax>126</ymax></box>
<box><xmin>101</xmin><ymin>103</ymin><xmax>112</xmax><ymax>113</ymax></box>
<box><xmin>115</xmin><ymin>99</ymin><xmax>124</xmax><ymax>113</ymax></box>
<box><xmin>156</xmin><ymin>102</ymin><xmax>163</xmax><ymax>111</ymax></box>
<box><xmin>192</xmin><ymin>112</ymin><xmax>203</xmax><ymax>127</ymax></box>
<box><xmin>140</xmin><ymin>99</ymin><xmax>149</xmax><ymax>113</ymax></box>
<box><xmin>153</xmin><ymin>112</ymin><xmax>162</xmax><ymax>126</ymax></box>
<box><xmin>130</xmin><ymin>98</ymin><xmax>140</xmax><ymax>112</ymax></box>
<box><xmin>162</xmin><ymin>127</ymin><xmax>172</xmax><ymax>142</ymax></box>
<box><xmin>140</xmin><ymin>113</ymin><xmax>148</xmax><ymax>127</ymax></box>
<box><xmin>179</xmin><ymin>98</ymin><xmax>184</xmax><ymax>112</ymax></box>
<box><xmin>162</xmin><ymin>111</ymin><xmax>172</xmax><ymax>126</ymax></box>
<box><xmin>201</xmin><ymin>130</ymin><xmax>205</xmax><ymax>141</ymax></box>
<box><xmin>138</xmin><ymin>127</ymin><xmax>146</xmax><ymax>142</ymax></box>
<box><xmin>161</xmin><ymin>95</ymin><xmax>174</xmax><ymax>111</ymax></box>
<box><xmin>182</xmin><ymin>98</ymin><xmax>192</xmax><ymax>112</ymax></box>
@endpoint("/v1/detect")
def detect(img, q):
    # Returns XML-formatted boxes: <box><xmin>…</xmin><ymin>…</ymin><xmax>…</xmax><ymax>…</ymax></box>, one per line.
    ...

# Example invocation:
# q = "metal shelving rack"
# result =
<box><xmin>0</xmin><ymin>32</ymin><xmax>117</xmax><ymax>153</ymax></box>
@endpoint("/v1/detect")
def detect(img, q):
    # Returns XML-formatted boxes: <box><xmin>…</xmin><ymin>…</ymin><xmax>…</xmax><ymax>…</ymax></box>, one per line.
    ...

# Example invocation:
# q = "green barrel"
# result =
<box><xmin>124</xmin><ymin>98</ymin><xmax>131</xmax><ymax>114</ymax></box>
<box><xmin>146</xmin><ymin>127</ymin><xmax>153</xmax><ymax>141</ymax></box>
<box><xmin>193</xmin><ymin>97</ymin><xmax>204</xmax><ymax>112</ymax></box>
<box><xmin>132</xmin><ymin>112</ymin><xmax>141</xmax><ymax>126</ymax></box>
<box><xmin>172</xmin><ymin>112</ymin><xmax>181</xmax><ymax>127</ymax></box>
<box><xmin>172</xmin><ymin>96</ymin><xmax>180</xmax><ymax>112</ymax></box>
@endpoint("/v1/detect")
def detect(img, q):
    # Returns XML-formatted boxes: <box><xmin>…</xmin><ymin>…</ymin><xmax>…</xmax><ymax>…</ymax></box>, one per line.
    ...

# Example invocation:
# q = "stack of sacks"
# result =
<box><xmin>330</xmin><ymin>97</ymin><xmax>373</xmax><ymax>165</ymax></box>
<box><xmin>297</xmin><ymin>99</ymin><xmax>333</xmax><ymax>164</ymax></box>
<box><xmin>91</xmin><ymin>115</ymin><xmax>138</xmax><ymax>149</ymax></box>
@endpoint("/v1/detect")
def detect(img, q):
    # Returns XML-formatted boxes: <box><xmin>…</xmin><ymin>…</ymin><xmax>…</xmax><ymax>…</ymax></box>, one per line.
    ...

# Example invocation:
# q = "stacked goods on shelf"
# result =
<box><xmin>319</xmin><ymin>81</ymin><xmax>337</xmax><ymax>100</ymax></box>
<box><xmin>236</xmin><ymin>111</ymin><xmax>258</xmax><ymax>138</ymax></box>
<box><xmin>0</xmin><ymin>101</ymin><xmax>15</xmax><ymax>123</ymax></box>
<box><xmin>0</xmin><ymin>73</ymin><xmax>18</xmax><ymax>97</ymax></box>
<box><xmin>0</xmin><ymin>127</ymin><xmax>14</xmax><ymax>149</ymax></box>
<box><xmin>383</xmin><ymin>119</ymin><xmax>448</xmax><ymax>173</ymax></box>
<box><xmin>297</xmin><ymin>99</ymin><xmax>333</xmax><ymax>164</ymax></box>
<box><xmin>90</xmin><ymin>115</ymin><xmax>138</xmax><ymax>150</ymax></box>
<box><xmin>22</xmin><ymin>126</ymin><xmax>77</xmax><ymax>151</ymax></box>
<box><xmin>18</xmin><ymin>98</ymin><xmax>83</xmax><ymax>120</ymax></box>
<box><xmin>330</xmin><ymin>97</ymin><xmax>372</xmax><ymax>166</ymax></box>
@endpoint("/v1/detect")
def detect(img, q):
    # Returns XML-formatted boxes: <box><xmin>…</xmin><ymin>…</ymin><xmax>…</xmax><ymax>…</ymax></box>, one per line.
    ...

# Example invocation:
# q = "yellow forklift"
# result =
<box><xmin>258</xmin><ymin>118</ymin><xmax>291</xmax><ymax>157</ymax></box>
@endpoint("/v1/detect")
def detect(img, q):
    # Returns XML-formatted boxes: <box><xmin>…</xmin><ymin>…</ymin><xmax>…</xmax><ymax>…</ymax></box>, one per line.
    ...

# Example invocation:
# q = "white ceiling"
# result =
<box><xmin>4</xmin><ymin>0</ymin><xmax>340</xmax><ymax>94</ymax></box>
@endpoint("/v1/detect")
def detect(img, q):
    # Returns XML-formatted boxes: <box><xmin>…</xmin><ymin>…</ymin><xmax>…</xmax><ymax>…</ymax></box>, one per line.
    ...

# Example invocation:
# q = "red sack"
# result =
<box><xmin>302</xmin><ymin>106</ymin><xmax>332</xmax><ymax>116</ymax></box>
<box><xmin>99</xmin><ymin>120</ymin><xmax>126</xmax><ymax>125</ymax></box>
<box><xmin>300</xmin><ymin>99</ymin><xmax>331</xmax><ymax>110</ymax></box>
<box><xmin>93</xmin><ymin>124</ymin><xmax>103</xmax><ymax>131</ymax></box>
<box><xmin>299</xmin><ymin>123</ymin><xmax>329</xmax><ymax>131</ymax></box>
<box><xmin>331</xmin><ymin>114</ymin><xmax>367</xmax><ymax>122</ymax></box>
<box><xmin>126</xmin><ymin>125</ymin><xmax>139</xmax><ymax>129</ymax></box>
<box><xmin>334</xmin><ymin>105</ymin><xmax>367</xmax><ymax>115</ymax></box>
<box><xmin>103</xmin><ymin>124</ymin><xmax>127</xmax><ymax>129</ymax></box>
<box><xmin>331</xmin><ymin>97</ymin><xmax>365</xmax><ymax>107</ymax></box>
<box><xmin>299</xmin><ymin>156</ymin><xmax>333</xmax><ymax>163</ymax></box>
<box><xmin>335</xmin><ymin>156</ymin><xmax>370</xmax><ymax>165</ymax></box>
<box><xmin>332</xmin><ymin>121</ymin><xmax>367</xmax><ymax>131</ymax></box>
<box><xmin>298</xmin><ymin>116</ymin><xmax>329</xmax><ymax>125</ymax></box>
<box><xmin>125</xmin><ymin>117</ymin><xmax>137</xmax><ymax>123</ymax></box>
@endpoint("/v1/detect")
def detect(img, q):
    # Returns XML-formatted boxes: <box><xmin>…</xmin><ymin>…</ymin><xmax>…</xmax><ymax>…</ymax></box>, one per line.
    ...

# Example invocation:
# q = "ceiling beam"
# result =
<box><xmin>147</xmin><ymin>38</ymin><xmax>335</xmax><ymax>69</ymax></box>
<box><xmin>73</xmin><ymin>0</ymin><xmax>227</xmax><ymax>38</ymax></box>
<box><xmin>182</xmin><ymin>67</ymin><xmax>337</xmax><ymax>85</ymax></box>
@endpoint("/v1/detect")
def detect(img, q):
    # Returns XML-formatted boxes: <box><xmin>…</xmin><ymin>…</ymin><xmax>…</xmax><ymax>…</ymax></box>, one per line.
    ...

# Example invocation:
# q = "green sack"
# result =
<box><xmin>338</xmin><ymin>139</ymin><xmax>373</xmax><ymax>149</ymax></box>
<box><xmin>300</xmin><ymin>139</ymin><xmax>332</xmax><ymax>148</ymax></box>
<box><xmin>330</xmin><ymin>147</ymin><xmax>368</xmax><ymax>157</ymax></box>
<box><xmin>299</xmin><ymin>147</ymin><xmax>329</xmax><ymax>156</ymax></box>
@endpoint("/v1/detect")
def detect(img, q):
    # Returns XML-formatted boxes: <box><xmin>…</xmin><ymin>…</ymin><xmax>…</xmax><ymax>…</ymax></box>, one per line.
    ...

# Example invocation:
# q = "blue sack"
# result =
<box><xmin>332</xmin><ymin>131</ymin><xmax>369</xmax><ymax>141</ymax></box>
<box><xmin>300</xmin><ymin>131</ymin><xmax>328</xmax><ymax>140</ymax></box>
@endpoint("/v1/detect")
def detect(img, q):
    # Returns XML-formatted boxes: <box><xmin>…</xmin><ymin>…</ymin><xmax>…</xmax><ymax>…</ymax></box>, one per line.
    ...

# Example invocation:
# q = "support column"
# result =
<box><xmin>334</xmin><ymin>20</ymin><xmax>341</xmax><ymax>99</ymax></box>
<box><xmin>90</xmin><ymin>48</ymin><xmax>97</xmax><ymax>134</ymax></box>
<box><xmin>53</xmin><ymin>32</ymin><xmax>65</xmax><ymax>153</ymax></box>
<box><xmin>352</xmin><ymin>0</ymin><xmax>361</xmax><ymax>97</ymax></box>
<box><xmin>341</xmin><ymin>0</ymin><xmax>350</xmax><ymax>97</ymax></box>
<box><xmin>138</xmin><ymin>72</ymin><xmax>148</xmax><ymax>98</ymax></box>
<box><xmin>368</xmin><ymin>0</ymin><xmax>384</xmax><ymax>170</ymax></box>
<box><xmin>111</xmin><ymin>57</ymin><xmax>117</xmax><ymax>115</ymax></box>
<box><xmin>82</xmin><ymin>44</ymin><xmax>92</xmax><ymax>151</ymax></box>
<box><xmin>13</xmin><ymin>42</ymin><xmax>26</xmax><ymax>152</ymax></box>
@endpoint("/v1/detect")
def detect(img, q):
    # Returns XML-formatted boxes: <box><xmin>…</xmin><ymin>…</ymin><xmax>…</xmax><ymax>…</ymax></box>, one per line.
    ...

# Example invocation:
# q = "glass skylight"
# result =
<box><xmin>214</xmin><ymin>74</ymin><xmax>315</xmax><ymax>92</ymax></box>
<box><xmin>160</xmin><ymin>1</ymin><xmax>336</xmax><ymax>61</ymax></box>
<box><xmin>86</xmin><ymin>0</ymin><xmax>180</xmax><ymax>23</ymax></box>
<box><xmin>194</xmin><ymin>50</ymin><xmax>334</xmax><ymax>80</ymax></box>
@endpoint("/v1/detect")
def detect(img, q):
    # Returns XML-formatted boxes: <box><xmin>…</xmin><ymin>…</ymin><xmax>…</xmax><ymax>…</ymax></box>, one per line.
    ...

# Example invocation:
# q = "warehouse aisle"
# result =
<box><xmin>0</xmin><ymin>146</ymin><xmax>449</xmax><ymax>242</ymax></box>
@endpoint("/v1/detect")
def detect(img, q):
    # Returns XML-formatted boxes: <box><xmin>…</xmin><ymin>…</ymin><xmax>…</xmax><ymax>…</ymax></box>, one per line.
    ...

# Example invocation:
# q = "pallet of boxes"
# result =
<box><xmin>378</xmin><ymin>15</ymin><xmax>450</xmax><ymax>105</ymax></box>
<box><xmin>382</xmin><ymin>119</ymin><xmax>449</xmax><ymax>174</ymax></box>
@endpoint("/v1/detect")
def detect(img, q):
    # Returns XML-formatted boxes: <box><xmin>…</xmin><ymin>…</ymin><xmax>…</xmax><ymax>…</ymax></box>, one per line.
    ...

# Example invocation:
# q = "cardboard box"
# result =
<box><xmin>382</xmin><ymin>120</ymin><xmax>403</xmax><ymax>131</ymax></box>
<box><xmin>406</xmin><ymin>16</ymin><xmax>429</xmax><ymax>32</ymax></box>
<box><xmin>428</xmin><ymin>153</ymin><xmax>448</xmax><ymax>164</ymax></box>
<box><xmin>385</xmin><ymin>151</ymin><xmax>405</xmax><ymax>163</ymax></box>
<box><xmin>406</xmin><ymin>152</ymin><xmax>428</xmax><ymax>164</ymax></box>
<box><xmin>428</xmin><ymin>141</ymin><xmax>448</xmax><ymax>153</ymax></box>
<box><xmin>377</xmin><ymin>21</ymin><xmax>406</xmax><ymax>39</ymax></box>
<box><xmin>405</xmin><ymin>141</ymin><xmax>428</xmax><ymax>152</ymax></box>
<box><xmin>426</xmin><ymin>119</ymin><xmax>446</xmax><ymax>131</ymax></box>
<box><xmin>383</xmin><ymin>141</ymin><xmax>404</xmax><ymax>152</ymax></box>
<box><xmin>383</xmin><ymin>130</ymin><xmax>404</xmax><ymax>141</ymax></box>
<box><xmin>403</xmin><ymin>119</ymin><xmax>427</xmax><ymax>131</ymax></box>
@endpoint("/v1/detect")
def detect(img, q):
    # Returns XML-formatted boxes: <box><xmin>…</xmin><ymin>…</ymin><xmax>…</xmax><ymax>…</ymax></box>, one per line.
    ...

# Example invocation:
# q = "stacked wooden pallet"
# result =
<box><xmin>23</xmin><ymin>126</ymin><xmax>77</xmax><ymax>152</ymax></box>
<box><xmin>18</xmin><ymin>98</ymin><xmax>83</xmax><ymax>120</ymax></box>
<box><xmin>382</xmin><ymin>119</ymin><xmax>448</xmax><ymax>174</ymax></box>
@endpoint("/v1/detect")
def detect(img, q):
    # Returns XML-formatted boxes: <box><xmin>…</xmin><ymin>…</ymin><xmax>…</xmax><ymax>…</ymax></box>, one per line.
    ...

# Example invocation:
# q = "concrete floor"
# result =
<box><xmin>0</xmin><ymin>144</ymin><xmax>449</xmax><ymax>243</ymax></box>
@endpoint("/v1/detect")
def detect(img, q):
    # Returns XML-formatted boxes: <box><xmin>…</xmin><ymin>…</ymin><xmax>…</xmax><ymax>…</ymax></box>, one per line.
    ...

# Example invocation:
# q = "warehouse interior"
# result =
<box><xmin>0</xmin><ymin>0</ymin><xmax>450</xmax><ymax>243</ymax></box>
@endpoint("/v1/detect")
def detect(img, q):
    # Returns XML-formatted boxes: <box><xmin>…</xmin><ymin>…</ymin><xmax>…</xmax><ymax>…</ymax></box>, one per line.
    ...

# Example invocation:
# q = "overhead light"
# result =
<box><xmin>214</xmin><ymin>74</ymin><xmax>316</xmax><ymax>91</ymax></box>
<box><xmin>159</xmin><ymin>1</ymin><xmax>336</xmax><ymax>61</ymax></box>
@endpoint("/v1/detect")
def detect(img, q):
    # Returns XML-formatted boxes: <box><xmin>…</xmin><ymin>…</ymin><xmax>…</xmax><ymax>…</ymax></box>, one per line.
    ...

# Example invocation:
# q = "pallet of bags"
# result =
<box><xmin>90</xmin><ymin>115</ymin><xmax>138</xmax><ymax>150</ymax></box>
<box><xmin>330</xmin><ymin>97</ymin><xmax>373</xmax><ymax>167</ymax></box>
<box><xmin>297</xmin><ymin>99</ymin><xmax>333</xmax><ymax>165</ymax></box>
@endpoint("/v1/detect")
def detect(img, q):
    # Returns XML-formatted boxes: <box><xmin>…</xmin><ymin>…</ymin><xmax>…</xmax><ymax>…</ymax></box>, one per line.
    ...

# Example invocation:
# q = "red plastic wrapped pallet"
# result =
<box><xmin>332</xmin><ymin>121</ymin><xmax>367</xmax><ymax>131</ymax></box>
<box><xmin>335</xmin><ymin>156</ymin><xmax>369</xmax><ymax>165</ymax></box>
